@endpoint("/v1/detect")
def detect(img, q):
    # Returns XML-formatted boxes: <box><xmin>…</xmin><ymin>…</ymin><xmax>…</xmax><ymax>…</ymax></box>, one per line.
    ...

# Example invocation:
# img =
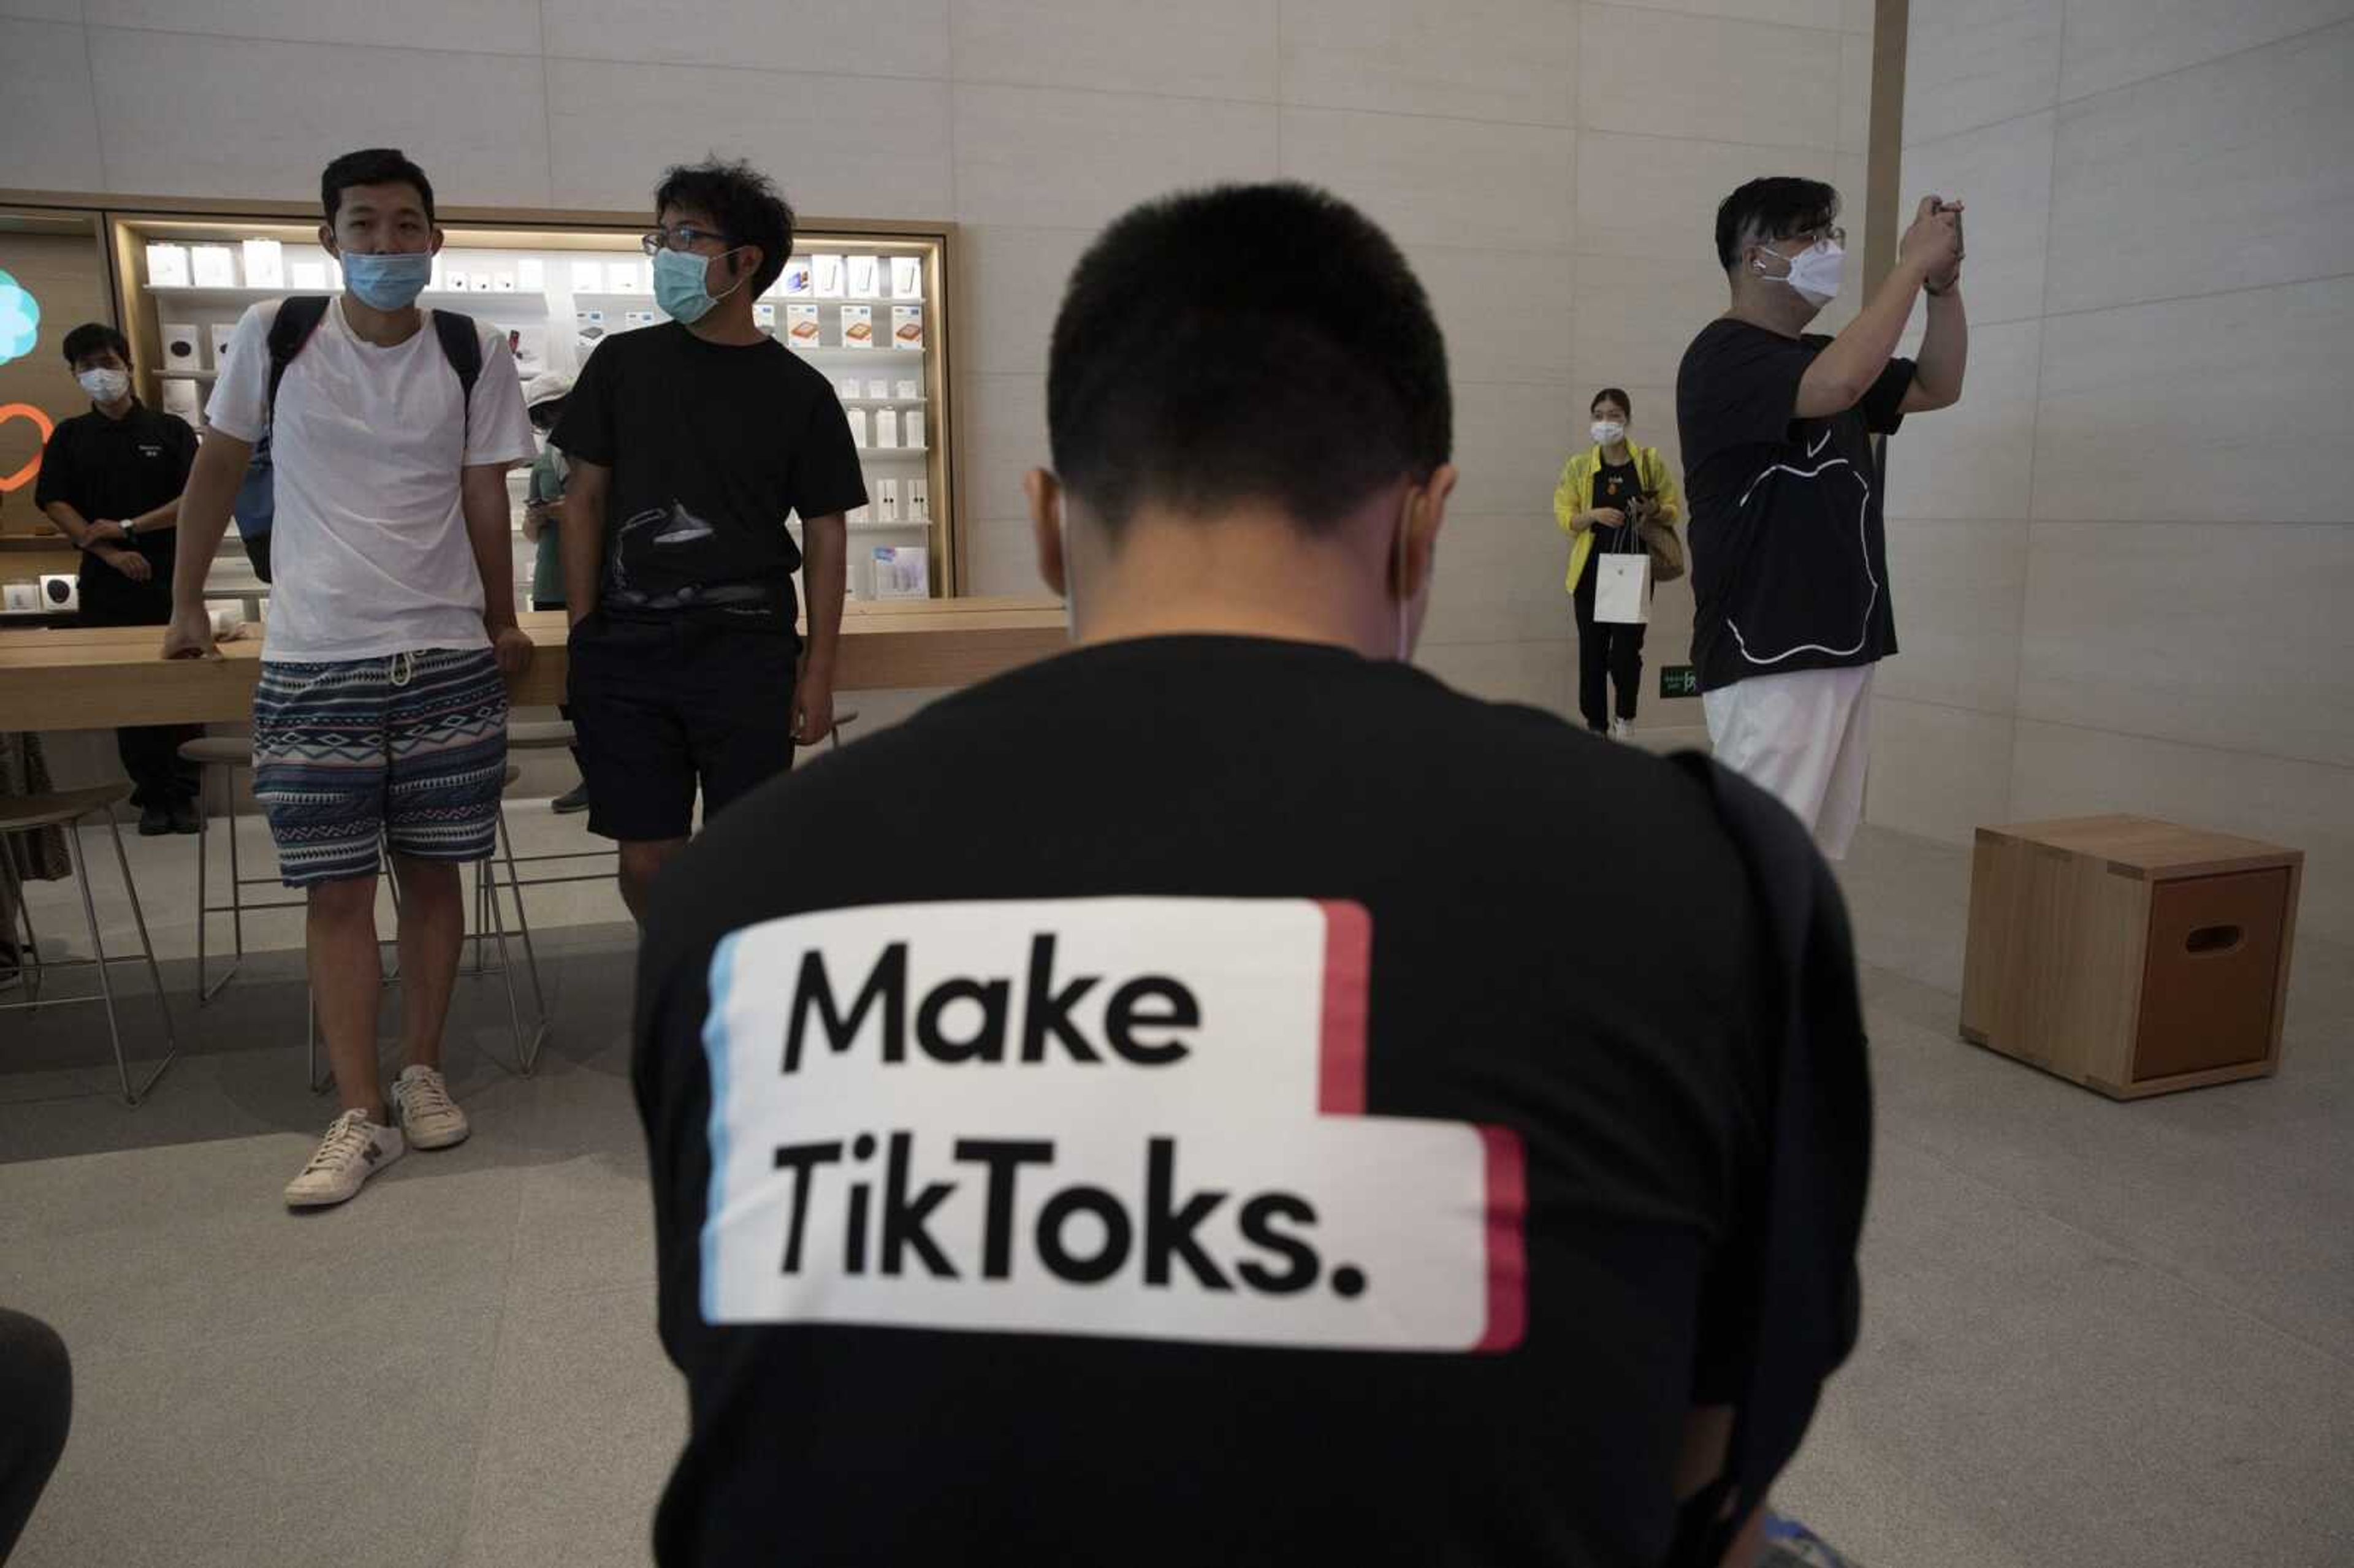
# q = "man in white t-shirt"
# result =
<box><xmin>166</xmin><ymin>148</ymin><xmax>538</xmax><ymax>1209</ymax></box>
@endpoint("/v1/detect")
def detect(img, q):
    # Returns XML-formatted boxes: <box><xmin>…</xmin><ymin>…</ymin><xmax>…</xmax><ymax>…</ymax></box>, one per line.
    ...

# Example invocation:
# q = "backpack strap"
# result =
<box><xmin>430</xmin><ymin>309</ymin><xmax>483</xmax><ymax>417</ymax></box>
<box><xmin>264</xmin><ymin>295</ymin><xmax>333</xmax><ymax>427</ymax></box>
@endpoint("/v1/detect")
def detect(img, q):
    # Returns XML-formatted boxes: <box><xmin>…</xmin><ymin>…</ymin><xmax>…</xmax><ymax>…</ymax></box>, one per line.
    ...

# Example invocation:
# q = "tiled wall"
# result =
<box><xmin>1875</xmin><ymin>0</ymin><xmax>2354</xmax><ymax>939</ymax></box>
<box><xmin>1</xmin><ymin>0</ymin><xmax>1868</xmax><ymax>736</ymax></box>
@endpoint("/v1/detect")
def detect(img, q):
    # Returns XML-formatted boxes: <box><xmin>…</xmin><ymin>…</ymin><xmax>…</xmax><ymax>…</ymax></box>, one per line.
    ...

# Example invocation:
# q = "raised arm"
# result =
<box><xmin>1795</xmin><ymin>197</ymin><xmax>1958</xmax><ymax>418</ymax></box>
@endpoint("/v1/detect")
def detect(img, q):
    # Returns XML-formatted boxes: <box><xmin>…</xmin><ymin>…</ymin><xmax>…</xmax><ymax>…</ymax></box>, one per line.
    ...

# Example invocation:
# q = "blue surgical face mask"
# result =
<box><xmin>341</xmin><ymin>249</ymin><xmax>433</xmax><ymax>311</ymax></box>
<box><xmin>653</xmin><ymin>246</ymin><xmax>746</xmax><ymax>324</ymax></box>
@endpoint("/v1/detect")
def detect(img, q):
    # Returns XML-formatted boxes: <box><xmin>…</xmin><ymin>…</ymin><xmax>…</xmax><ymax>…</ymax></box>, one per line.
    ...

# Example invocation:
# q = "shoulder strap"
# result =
<box><xmin>430</xmin><ymin>310</ymin><xmax>483</xmax><ymax>413</ymax></box>
<box><xmin>264</xmin><ymin>296</ymin><xmax>334</xmax><ymax>424</ymax></box>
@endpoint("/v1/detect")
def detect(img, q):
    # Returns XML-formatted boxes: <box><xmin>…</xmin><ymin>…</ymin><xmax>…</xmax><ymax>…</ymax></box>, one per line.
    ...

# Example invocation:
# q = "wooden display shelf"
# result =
<box><xmin>0</xmin><ymin>599</ymin><xmax>1067</xmax><ymax>731</ymax></box>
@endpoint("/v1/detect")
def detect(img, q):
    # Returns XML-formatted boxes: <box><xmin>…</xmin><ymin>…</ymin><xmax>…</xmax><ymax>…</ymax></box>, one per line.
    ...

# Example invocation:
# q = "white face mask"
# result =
<box><xmin>1756</xmin><ymin>237</ymin><xmax>1845</xmax><ymax>307</ymax></box>
<box><xmin>1590</xmin><ymin>421</ymin><xmax>1626</xmax><ymax>447</ymax></box>
<box><xmin>78</xmin><ymin>367</ymin><xmax>131</xmax><ymax>403</ymax></box>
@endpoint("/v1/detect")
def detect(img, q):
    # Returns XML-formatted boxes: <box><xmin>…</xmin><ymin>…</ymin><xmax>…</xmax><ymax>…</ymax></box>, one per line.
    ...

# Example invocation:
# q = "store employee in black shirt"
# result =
<box><xmin>1678</xmin><ymin>178</ymin><xmax>1967</xmax><ymax>858</ymax></box>
<box><xmin>631</xmin><ymin>183</ymin><xmax>1872</xmax><ymax>1568</ymax></box>
<box><xmin>36</xmin><ymin>322</ymin><xmax>202</xmax><ymax>834</ymax></box>
<box><xmin>556</xmin><ymin>159</ymin><xmax>866</xmax><ymax>921</ymax></box>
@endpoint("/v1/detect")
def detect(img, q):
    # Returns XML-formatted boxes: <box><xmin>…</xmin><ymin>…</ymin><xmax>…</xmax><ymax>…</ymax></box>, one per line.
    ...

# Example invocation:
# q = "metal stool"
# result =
<box><xmin>0</xmin><ymin>783</ymin><xmax>178</xmax><ymax>1104</ymax></box>
<box><xmin>305</xmin><ymin>764</ymin><xmax>549</xmax><ymax>1090</ymax></box>
<box><xmin>178</xmin><ymin>734</ymin><xmax>303</xmax><ymax>1003</ymax></box>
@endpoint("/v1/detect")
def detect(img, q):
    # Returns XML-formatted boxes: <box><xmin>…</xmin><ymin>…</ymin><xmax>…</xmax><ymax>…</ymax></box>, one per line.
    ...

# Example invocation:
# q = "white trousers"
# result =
<box><xmin>1702</xmin><ymin>664</ymin><xmax>1876</xmax><ymax>860</ymax></box>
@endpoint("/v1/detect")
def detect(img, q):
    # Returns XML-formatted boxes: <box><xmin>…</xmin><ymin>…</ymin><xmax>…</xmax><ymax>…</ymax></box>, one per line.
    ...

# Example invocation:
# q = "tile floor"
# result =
<box><xmin>2</xmin><ymin>810</ymin><xmax>2350</xmax><ymax>1567</ymax></box>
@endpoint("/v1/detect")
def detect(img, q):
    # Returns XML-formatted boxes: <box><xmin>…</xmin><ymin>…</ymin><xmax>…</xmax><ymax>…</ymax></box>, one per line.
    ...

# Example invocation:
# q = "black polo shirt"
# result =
<box><xmin>37</xmin><ymin>401</ymin><xmax>195</xmax><ymax>573</ymax></box>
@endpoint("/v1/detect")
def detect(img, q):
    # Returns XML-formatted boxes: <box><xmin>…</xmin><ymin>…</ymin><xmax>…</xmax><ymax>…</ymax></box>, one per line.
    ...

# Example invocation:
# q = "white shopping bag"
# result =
<box><xmin>1594</xmin><ymin>550</ymin><xmax>1651</xmax><ymax>624</ymax></box>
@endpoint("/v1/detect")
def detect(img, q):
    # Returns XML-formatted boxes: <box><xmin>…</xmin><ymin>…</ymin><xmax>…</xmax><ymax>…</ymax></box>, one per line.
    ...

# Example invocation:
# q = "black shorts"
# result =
<box><xmin>566</xmin><ymin>613</ymin><xmax>798</xmax><ymax>843</ymax></box>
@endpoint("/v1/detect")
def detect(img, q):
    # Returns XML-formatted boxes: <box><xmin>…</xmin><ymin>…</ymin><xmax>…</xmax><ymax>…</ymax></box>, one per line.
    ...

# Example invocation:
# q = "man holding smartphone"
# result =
<box><xmin>1677</xmin><ymin>178</ymin><xmax>1968</xmax><ymax>857</ymax></box>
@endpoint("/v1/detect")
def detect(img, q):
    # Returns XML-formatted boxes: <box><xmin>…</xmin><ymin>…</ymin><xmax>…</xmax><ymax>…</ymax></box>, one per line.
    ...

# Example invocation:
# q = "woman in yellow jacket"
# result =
<box><xmin>1552</xmin><ymin>388</ymin><xmax>1680</xmax><ymax>738</ymax></box>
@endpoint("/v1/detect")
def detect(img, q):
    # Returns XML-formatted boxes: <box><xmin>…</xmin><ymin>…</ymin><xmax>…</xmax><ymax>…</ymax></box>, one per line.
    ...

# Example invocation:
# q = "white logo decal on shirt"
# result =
<box><xmin>698</xmin><ymin>897</ymin><xmax>1526</xmax><ymax>1353</ymax></box>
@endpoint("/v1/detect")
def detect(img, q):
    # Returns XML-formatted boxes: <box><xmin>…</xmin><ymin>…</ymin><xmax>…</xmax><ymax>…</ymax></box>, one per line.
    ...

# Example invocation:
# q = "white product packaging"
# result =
<box><xmin>209</xmin><ymin>324</ymin><xmax>238</xmax><ymax>365</ymax></box>
<box><xmin>867</xmin><ymin>379</ymin><xmax>889</xmax><ymax>400</ymax></box>
<box><xmin>753</xmin><ymin>302</ymin><xmax>776</xmax><ymax>335</ymax></box>
<box><xmin>1593</xmin><ymin>552</ymin><xmax>1652</xmax><ymax>625</ymax></box>
<box><xmin>2</xmin><ymin>582</ymin><xmax>39</xmax><ymax>614</ymax></box>
<box><xmin>872</xmin><ymin>546</ymin><xmax>929</xmax><ymax>599</ymax></box>
<box><xmin>847</xmin><ymin>256</ymin><xmax>880</xmax><ymax>297</ymax></box>
<box><xmin>890</xmin><ymin>306</ymin><xmax>924</xmax><ymax>349</ymax></box>
<box><xmin>145</xmin><ymin>243</ymin><xmax>191</xmax><ymax>287</ymax></box>
<box><xmin>895</xmin><ymin>379</ymin><xmax>920</xmax><ymax>400</ymax></box>
<box><xmin>624</xmin><ymin>310</ymin><xmax>657</xmax><ymax>330</ymax></box>
<box><xmin>289</xmin><ymin>261</ymin><xmax>329</xmax><ymax>289</ymax></box>
<box><xmin>813</xmin><ymin>254</ymin><xmax>846</xmax><ymax>298</ymax></box>
<box><xmin>836</xmin><ymin>378</ymin><xmax>863</xmax><ymax>402</ymax></box>
<box><xmin>160</xmin><ymin>323</ymin><xmax>202</xmax><ymax>370</ymax></box>
<box><xmin>782</xmin><ymin>257</ymin><xmax>813</xmax><ymax>296</ymax></box>
<box><xmin>571</xmin><ymin>259</ymin><xmax>604</xmax><ymax>293</ymax></box>
<box><xmin>446</xmin><ymin>270</ymin><xmax>472</xmax><ymax>292</ymax></box>
<box><xmin>889</xmin><ymin>256</ymin><xmax>923</xmax><ymax>299</ymax></box>
<box><xmin>786</xmin><ymin>304</ymin><xmax>821</xmax><ymax>348</ymax></box>
<box><xmin>874</xmin><ymin>409</ymin><xmax>900</xmax><ymax>449</ymax></box>
<box><xmin>190</xmin><ymin>245</ymin><xmax>238</xmax><ymax>287</ymax></box>
<box><xmin>845</xmin><ymin>408</ymin><xmax>869</xmax><ymax>448</ymax></box>
<box><xmin>876</xmin><ymin>479</ymin><xmax>900</xmax><ymax>522</ymax></box>
<box><xmin>517</xmin><ymin>257</ymin><xmax>545</xmax><ymax>291</ymax></box>
<box><xmin>159</xmin><ymin>379</ymin><xmax>202</xmax><ymax>424</ymax></box>
<box><xmin>905</xmin><ymin>409</ymin><xmax>925</xmax><ymax>449</ymax></box>
<box><xmin>840</xmin><ymin>305</ymin><xmax>874</xmax><ymax>349</ymax></box>
<box><xmin>241</xmin><ymin>238</ymin><xmax>286</xmax><ymax>289</ymax></box>
<box><xmin>492</xmin><ymin>272</ymin><xmax>517</xmax><ymax>292</ymax></box>
<box><xmin>907</xmin><ymin>477</ymin><xmax>930</xmax><ymax>520</ymax></box>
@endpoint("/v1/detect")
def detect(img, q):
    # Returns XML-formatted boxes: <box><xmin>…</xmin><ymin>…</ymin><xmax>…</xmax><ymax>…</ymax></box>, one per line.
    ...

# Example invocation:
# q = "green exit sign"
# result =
<box><xmin>1660</xmin><ymin>664</ymin><xmax>1701</xmax><ymax>699</ymax></box>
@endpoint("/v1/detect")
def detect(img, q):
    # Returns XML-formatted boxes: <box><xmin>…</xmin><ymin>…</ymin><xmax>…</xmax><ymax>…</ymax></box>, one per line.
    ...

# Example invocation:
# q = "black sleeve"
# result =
<box><xmin>1683</xmin><ymin>325</ymin><xmax>1815</xmax><ymax>459</ymax></box>
<box><xmin>633</xmin><ymin>933</ymin><xmax>716</xmax><ymax>1374</ymax></box>
<box><xmin>31</xmin><ymin>424</ymin><xmax>78</xmax><ymax>512</ymax></box>
<box><xmin>1861</xmin><ymin>356</ymin><xmax>1918</xmax><ymax>436</ymax></box>
<box><xmin>790</xmin><ymin>384</ymin><xmax>869</xmax><ymax>520</ymax></box>
<box><xmin>551</xmin><ymin>338</ymin><xmax>618</xmax><ymax>466</ymax></box>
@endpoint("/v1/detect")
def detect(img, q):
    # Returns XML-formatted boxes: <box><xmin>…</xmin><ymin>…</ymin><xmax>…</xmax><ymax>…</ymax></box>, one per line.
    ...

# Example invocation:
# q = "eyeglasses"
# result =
<box><xmin>1785</xmin><ymin>224</ymin><xmax>1846</xmax><ymax>248</ymax></box>
<box><xmin>641</xmin><ymin>224</ymin><xmax>736</xmax><ymax>256</ymax></box>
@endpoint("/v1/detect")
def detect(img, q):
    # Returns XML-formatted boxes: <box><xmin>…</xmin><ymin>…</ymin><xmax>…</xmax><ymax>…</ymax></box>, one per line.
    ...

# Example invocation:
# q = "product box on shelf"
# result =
<box><xmin>189</xmin><ymin>245</ymin><xmax>238</xmax><ymax>287</ymax></box>
<box><xmin>877</xmin><ymin>478</ymin><xmax>900</xmax><ymax>522</ymax></box>
<box><xmin>891</xmin><ymin>306</ymin><xmax>924</xmax><ymax>349</ymax></box>
<box><xmin>782</xmin><ymin>257</ymin><xmax>813</xmax><ymax>296</ymax></box>
<box><xmin>840</xmin><ymin>305</ymin><xmax>874</xmax><ymax>349</ymax></box>
<box><xmin>786</xmin><ymin>304</ymin><xmax>821</xmax><ymax>348</ymax></box>
<box><xmin>875</xmin><ymin>409</ymin><xmax>899</xmax><ymax>449</ymax></box>
<box><xmin>160</xmin><ymin>322</ymin><xmax>202</xmax><ymax>370</ymax></box>
<box><xmin>813</xmin><ymin>254</ymin><xmax>845</xmax><ymax>299</ymax></box>
<box><xmin>872</xmin><ymin>546</ymin><xmax>929</xmax><ymax>599</ymax></box>
<box><xmin>848</xmin><ymin>256</ymin><xmax>880</xmax><ymax>297</ymax></box>
<box><xmin>845</xmin><ymin>408</ymin><xmax>869</xmax><ymax>448</ymax></box>
<box><xmin>906</xmin><ymin>409</ymin><xmax>926</xmax><ymax>449</ymax></box>
<box><xmin>517</xmin><ymin>257</ymin><xmax>545</xmax><ymax>291</ymax></box>
<box><xmin>895</xmin><ymin>379</ymin><xmax>920</xmax><ymax>400</ymax></box>
<box><xmin>209</xmin><ymin>323</ymin><xmax>237</xmax><ymax>366</ymax></box>
<box><xmin>908</xmin><ymin>477</ymin><xmax>930</xmax><ymax>520</ymax></box>
<box><xmin>753</xmin><ymin>302</ymin><xmax>776</xmax><ymax>337</ymax></box>
<box><xmin>889</xmin><ymin>256</ymin><xmax>922</xmax><ymax>299</ymax></box>
<box><xmin>145</xmin><ymin>243</ymin><xmax>190</xmax><ymax>287</ymax></box>
<box><xmin>241</xmin><ymin>238</ymin><xmax>285</xmax><ymax>289</ymax></box>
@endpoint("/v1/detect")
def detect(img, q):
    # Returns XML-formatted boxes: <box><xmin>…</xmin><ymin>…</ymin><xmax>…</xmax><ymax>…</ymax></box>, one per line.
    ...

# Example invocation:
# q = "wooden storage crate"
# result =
<box><xmin>1959</xmin><ymin>816</ymin><xmax>2302</xmax><ymax>1100</ymax></box>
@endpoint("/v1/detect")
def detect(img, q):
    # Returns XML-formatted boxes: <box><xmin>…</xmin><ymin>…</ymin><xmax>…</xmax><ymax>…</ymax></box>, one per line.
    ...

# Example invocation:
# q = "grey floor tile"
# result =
<box><xmin>0</xmin><ymin>1131</ymin><xmax>524</xmax><ymax>1361</ymax></box>
<box><xmin>452</xmin><ymin>1285</ymin><xmax>680</xmax><ymax>1568</ymax></box>
<box><xmin>1776</xmin><ymin>1138</ymin><xmax>2354</xmax><ymax>1568</ymax></box>
<box><xmin>8</xmin><ymin>1303</ymin><xmax>503</xmax><ymax>1568</ymax></box>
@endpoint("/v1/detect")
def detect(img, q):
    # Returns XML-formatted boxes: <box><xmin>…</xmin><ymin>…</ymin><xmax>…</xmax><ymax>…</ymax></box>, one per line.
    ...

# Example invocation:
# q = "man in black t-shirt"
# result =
<box><xmin>35</xmin><ymin>322</ymin><xmax>201</xmax><ymax>835</ymax></box>
<box><xmin>1678</xmin><ymin>178</ymin><xmax>1968</xmax><ymax>858</ymax></box>
<box><xmin>555</xmin><ymin>159</ymin><xmax>867</xmax><ymax>920</ymax></box>
<box><xmin>632</xmin><ymin>184</ymin><xmax>1873</xmax><ymax>1567</ymax></box>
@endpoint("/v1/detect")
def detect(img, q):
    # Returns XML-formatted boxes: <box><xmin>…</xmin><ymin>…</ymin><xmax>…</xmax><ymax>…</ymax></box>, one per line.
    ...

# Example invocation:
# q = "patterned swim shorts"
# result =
<box><xmin>251</xmin><ymin>647</ymin><xmax>509</xmax><ymax>888</ymax></box>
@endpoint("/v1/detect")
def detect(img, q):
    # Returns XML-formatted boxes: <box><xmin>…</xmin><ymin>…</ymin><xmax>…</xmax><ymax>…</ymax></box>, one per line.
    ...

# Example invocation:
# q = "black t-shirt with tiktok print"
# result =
<box><xmin>625</xmin><ymin>634</ymin><xmax>1880</xmax><ymax>1568</ymax></box>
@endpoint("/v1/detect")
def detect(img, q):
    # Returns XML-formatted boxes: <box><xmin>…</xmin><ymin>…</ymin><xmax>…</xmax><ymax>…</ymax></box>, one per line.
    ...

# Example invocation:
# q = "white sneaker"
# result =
<box><xmin>1610</xmin><ymin>718</ymin><xmax>1634</xmax><ymax>741</ymax></box>
<box><xmin>392</xmin><ymin>1065</ymin><xmax>471</xmax><ymax>1151</ymax></box>
<box><xmin>284</xmin><ymin>1109</ymin><xmax>405</xmax><ymax>1208</ymax></box>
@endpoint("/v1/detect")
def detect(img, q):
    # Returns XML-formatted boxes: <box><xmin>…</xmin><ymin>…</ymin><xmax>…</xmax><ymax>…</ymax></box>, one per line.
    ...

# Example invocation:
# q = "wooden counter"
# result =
<box><xmin>0</xmin><ymin>599</ymin><xmax>1068</xmax><ymax>731</ymax></box>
